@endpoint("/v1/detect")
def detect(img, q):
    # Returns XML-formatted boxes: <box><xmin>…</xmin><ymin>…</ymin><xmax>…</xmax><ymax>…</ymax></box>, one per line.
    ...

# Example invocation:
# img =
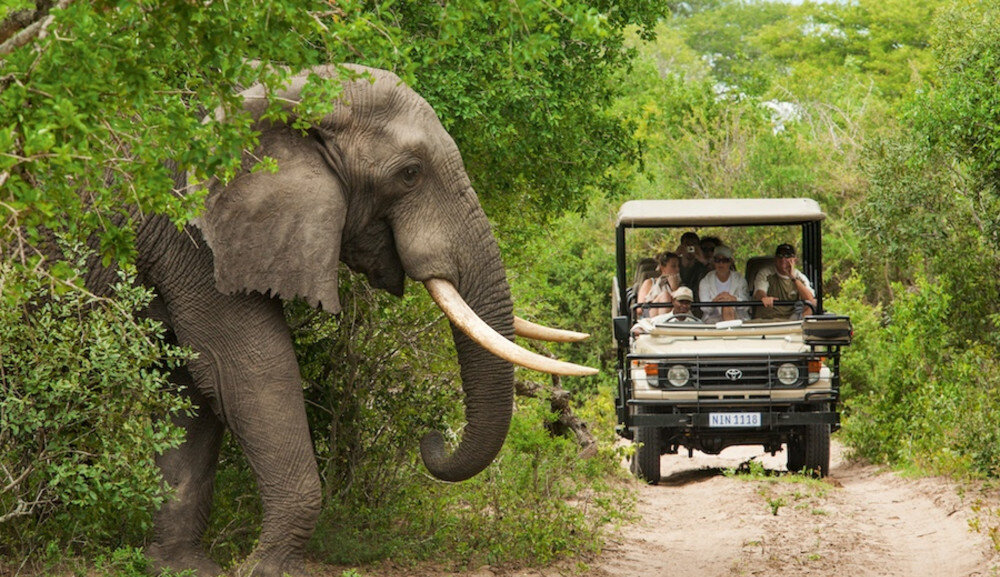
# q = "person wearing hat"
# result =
<box><xmin>752</xmin><ymin>243</ymin><xmax>816</xmax><ymax>320</ymax></box>
<box><xmin>630</xmin><ymin>286</ymin><xmax>699</xmax><ymax>334</ymax></box>
<box><xmin>699</xmin><ymin>245</ymin><xmax>750</xmax><ymax>323</ymax></box>
<box><xmin>656</xmin><ymin>286</ymin><xmax>700</xmax><ymax>323</ymax></box>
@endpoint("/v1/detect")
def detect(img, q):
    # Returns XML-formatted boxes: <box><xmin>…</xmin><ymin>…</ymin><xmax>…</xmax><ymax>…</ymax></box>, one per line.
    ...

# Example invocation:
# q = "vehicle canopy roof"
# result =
<box><xmin>617</xmin><ymin>198</ymin><xmax>825</xmax><ymax>228</ymax></box>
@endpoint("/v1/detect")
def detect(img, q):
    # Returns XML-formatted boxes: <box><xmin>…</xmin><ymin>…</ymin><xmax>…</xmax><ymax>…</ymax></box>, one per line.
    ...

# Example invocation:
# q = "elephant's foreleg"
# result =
<box><xmin>147</xmin><ymin>368</ymin><xmax>226</xmax><ymax>576</ymax></box>
<box><xmin>173</xmin><ymin>294</ymin><xmax>322</xmax><ymax>577</ymax></box>
<box><xmin>224</xmin><ymin>370</ymin><xmax>322</xmax><ymax>577</ymax></box>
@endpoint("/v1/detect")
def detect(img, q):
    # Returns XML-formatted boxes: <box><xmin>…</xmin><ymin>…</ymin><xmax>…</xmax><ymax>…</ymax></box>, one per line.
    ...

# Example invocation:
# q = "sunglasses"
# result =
<box><xmin>713</xmin><ymin>257</ymin><xmax>731</xmax><ymax>263</ymax></box>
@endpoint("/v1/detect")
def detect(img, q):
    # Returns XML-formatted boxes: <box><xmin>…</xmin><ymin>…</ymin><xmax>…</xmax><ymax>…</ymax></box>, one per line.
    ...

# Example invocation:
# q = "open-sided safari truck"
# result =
<box><xmin>612</xmin><ymin>199</ymin><xmax>852</xmax><ymax>483</ymax></box>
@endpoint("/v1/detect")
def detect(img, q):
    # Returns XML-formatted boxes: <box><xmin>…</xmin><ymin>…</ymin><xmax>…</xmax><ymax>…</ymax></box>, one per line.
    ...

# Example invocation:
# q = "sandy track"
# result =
<box><xmin>580</xmin><ymin>441</ymin><xmax>999</xmax><ymax>577</ymax></box>
<box><xmin>316</xmin><ymin>440</ymin><xmax>1000</xmax><ymax>577</ymax></box>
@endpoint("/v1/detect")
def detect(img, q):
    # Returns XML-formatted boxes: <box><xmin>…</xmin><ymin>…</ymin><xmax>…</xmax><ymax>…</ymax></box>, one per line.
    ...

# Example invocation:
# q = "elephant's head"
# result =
<box><xmin>195</xmin><ymin>65</ymin><xmax>593</xmax><ymax>482</ymax></box>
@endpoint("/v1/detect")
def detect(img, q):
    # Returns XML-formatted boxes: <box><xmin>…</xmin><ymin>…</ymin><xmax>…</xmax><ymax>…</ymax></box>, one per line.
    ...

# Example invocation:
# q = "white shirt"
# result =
<box><xmin>699</xmin><ymin>270</ymin><xmax>750</xmax><ymax>323</ymax></box>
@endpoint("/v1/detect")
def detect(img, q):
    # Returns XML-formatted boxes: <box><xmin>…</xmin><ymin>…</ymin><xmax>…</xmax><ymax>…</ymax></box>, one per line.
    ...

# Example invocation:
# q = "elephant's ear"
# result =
<box><xmin>195</xmin><ymin>125</ymin><xmax>346</xmax><ymax>313</ymax></box>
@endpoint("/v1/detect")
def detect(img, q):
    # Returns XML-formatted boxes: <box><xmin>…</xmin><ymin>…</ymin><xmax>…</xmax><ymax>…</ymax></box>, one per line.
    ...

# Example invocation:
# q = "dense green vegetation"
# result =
<box><xmin>593</xmin><ymin>0</ymin><xmax>1000</xmax><ymax>480</ymax></box>
<box><xmin>0</xmin><ymin>0</ymin><xmax>654</xmax><ymax>571</ymax></box>
<box><xmin>6</xmin><ymin>0</ymin><xmax>1000</xmax><ymax>572</ymax></box>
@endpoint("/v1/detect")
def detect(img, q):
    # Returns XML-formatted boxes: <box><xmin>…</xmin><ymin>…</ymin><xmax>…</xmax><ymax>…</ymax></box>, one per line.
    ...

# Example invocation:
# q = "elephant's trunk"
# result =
<box><xmin>419</xmin><ymin>275</ymin><xmax>515</xmax><ymax>482</ymax></box>
<box><xmin>419</xmin><ymin>279</ymin><xmax>596</xmax><ymax>481</ymax></box>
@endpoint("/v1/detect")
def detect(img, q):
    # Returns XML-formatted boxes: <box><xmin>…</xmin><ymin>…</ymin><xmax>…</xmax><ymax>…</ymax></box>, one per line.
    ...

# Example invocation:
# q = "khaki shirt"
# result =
<box><xmin>753</xmin><ymin>266</ymin><xmax>812</xmax><ymax>320</ymax></box>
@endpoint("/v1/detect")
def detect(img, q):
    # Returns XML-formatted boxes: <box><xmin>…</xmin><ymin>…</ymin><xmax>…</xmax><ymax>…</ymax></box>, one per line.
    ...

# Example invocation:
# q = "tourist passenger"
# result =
<box><xmin>752</xmin><ymin>243</ymin><xmax>816</xmax><ymax>320</ymax></box>
<box><xmin>638</xmin><ymin>251</ymin><xmax>681</xmax><ymax>318</ymax></box>
<box><xmin>699</xmin><ymin>236</ymin><xmax>723</xmax><ymax>263</ymax></box>
<box><xmin>630</xmin><ymin>257</ymin><xmax>659</xmax><ymax>302</ymax></box>
<box><xmin>676</xmin><ymin>232</ymin><xmax>708</xmax><ymax>295</ymax></box>
<box><xmin>699</xmin><ymin>246</ymin><xmax>750</xmax><ymax>323</ymax></box>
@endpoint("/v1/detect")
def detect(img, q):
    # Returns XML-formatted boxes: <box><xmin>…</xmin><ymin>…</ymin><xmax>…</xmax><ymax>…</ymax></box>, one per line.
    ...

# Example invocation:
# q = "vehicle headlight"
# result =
<box><xmin>667</xmin><ymin>364</ymin><xmax>690</xmax><ymax>387</ymax></box>
<box><xmin>776</xmin><ymin>362</ymin><xmax>800</xmax><ymax>386</ymax></box>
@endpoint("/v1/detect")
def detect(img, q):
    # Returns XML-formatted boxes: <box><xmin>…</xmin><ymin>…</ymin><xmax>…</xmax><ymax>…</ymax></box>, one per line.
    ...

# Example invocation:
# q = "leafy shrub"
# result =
<box><xmin>0</xmin><ymin>261</ymin><xmax>189</xmax><ymax>560</ymax></box>
<box><xmin>308</xmin><ymin>394</ymin><xmax>634</xmax><ymax>569</ymax></box>
<box><xmin>852</xmin><ymin>134</ymin><xmax>1000</xmax><ymax>341</ymax></box>
<box><xmin>430</xmin><ymin>396</ymin><xmax>633</xmax><ymax>567</ymax></box>
<box><xmin>836</xmin><ymin>271</ymin><xmax>950</xmax><ymax>465</ymax></box>
<box><xmin>832</xmin><ymin>270</ymin><xmax>1000</xmax><ymax>477</ymax></box>
<box><xmin>503</xmin><ymin>194</ymin><xmax>618</xmax><ymax>392</ymax></box>
<box><xmin>825</xmin><ymin>272</ymin><xmax>887</xmax><ymax>401</ymax></box>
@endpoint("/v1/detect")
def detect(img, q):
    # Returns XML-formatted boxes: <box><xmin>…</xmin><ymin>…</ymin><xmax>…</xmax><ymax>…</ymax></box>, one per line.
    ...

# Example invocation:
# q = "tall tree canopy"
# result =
<box><xmin>1</xmin><ymin>0</ymin><xmax>664</xmax><ymax>264</ymax></box>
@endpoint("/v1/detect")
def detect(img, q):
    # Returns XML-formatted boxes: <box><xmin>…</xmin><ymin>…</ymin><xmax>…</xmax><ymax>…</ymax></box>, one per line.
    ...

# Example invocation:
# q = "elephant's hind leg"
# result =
<box><xmin>147</xmin><ymin>369</ymin><xmax>226</xmax><ymax>577</ymax></box>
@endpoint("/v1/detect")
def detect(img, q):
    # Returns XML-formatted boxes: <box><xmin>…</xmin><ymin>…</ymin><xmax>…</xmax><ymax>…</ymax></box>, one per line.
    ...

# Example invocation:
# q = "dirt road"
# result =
<box><xmin>575</xmin><ymin>441</ymin><xmax>1000</xmax><ymax>577</ymax></box>
<box><xmin>323</xmin><ymin>440</ymin><xmax>1000</xmax><ymax>577</ymax></box>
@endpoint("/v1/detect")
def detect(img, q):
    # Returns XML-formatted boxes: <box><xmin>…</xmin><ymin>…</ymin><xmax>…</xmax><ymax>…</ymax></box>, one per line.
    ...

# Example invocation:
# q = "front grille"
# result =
<box><xmin>657</xmin><ymin>357</ymin><xmax>808</xmax><ymax>389</ymax></box>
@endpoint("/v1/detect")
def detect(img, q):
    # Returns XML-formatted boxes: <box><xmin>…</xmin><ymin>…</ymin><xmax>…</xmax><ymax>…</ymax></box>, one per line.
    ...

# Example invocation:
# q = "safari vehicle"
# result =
<box><xmin>611</xmin><ymin>198</ymin><xmax>851</xmax><ymax>483</ymax></box>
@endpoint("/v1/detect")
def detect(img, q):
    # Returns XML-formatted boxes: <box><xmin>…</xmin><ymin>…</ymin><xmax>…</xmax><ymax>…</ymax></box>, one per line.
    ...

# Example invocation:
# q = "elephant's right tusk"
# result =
<box><xmin>424</xmin><ymin>279</ymin><xmax>598</xmax><ymax>377</ymax></box>
<box><xmin>514</xmin><ymin>316</ymin><xmax>590</xmax><ymax>342</ymax></box>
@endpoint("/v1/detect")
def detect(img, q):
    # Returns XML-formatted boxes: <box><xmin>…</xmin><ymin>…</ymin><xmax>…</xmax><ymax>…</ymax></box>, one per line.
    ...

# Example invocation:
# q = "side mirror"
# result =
<box><xmin>803</xmin><ymin>314</ymin><xmax>853</xmax><ymax>345</ymax></box>
<box><xmin>613</xmin><ymin>316</ymin><xmax>631</xmax><ymax>344</ymax></box>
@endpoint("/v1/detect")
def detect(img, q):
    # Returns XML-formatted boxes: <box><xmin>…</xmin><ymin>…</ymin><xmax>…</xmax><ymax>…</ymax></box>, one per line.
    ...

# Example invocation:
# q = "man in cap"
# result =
<box><xmin>658</xmin><ymin>286</ymin><xmax>700</xmax><ymax>323</ymax></box>
<box><xmin>630</xmin><ymin>286</ymin><xmax>700</xmax><ymax>334</ymax></box>
<box><xmin>752</xmin><ymin>243</ymin><xmax>816</xmax><ymax>320</ymax></box>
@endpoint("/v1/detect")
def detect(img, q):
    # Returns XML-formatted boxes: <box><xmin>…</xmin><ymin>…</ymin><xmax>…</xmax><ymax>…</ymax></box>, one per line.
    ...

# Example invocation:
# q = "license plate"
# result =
<box><xmin>709</xmin><ymin>412</ymin><xmax>761</xmax><ymax>428</ymax></box>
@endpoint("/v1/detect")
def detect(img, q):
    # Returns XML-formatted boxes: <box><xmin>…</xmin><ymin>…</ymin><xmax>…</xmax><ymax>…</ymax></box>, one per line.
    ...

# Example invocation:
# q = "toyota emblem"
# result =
<box><xmin>725</xmin><ymin>369</ymin><xmax>743</xmax><ymax>381</ymax></box>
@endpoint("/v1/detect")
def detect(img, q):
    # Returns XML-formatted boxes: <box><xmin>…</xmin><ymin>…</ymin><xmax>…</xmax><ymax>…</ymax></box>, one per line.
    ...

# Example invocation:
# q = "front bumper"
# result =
<box><xmin>626</xmin><ymin>406</ymin><xmax>839</xmax><ymax>428</ymax></box>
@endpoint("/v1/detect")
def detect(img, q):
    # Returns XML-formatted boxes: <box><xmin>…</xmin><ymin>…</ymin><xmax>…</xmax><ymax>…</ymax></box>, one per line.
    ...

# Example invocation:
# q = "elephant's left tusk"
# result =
<box><xmin>514</xmin><ymin>316</ymin><xmax>590</xmax><ymax>342</ymax></box>
<box><xmin>424</xmin><ymin>279</ymin><xmax>598</xmax><ymax>377</ymax></box>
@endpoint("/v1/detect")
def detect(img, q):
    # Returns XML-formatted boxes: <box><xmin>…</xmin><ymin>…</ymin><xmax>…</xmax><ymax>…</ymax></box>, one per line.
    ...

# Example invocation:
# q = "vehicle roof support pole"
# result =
<box><xmin>616</xmin><ymin>225</ymin><xmax>629</xmax><ymax>317</ymax></box>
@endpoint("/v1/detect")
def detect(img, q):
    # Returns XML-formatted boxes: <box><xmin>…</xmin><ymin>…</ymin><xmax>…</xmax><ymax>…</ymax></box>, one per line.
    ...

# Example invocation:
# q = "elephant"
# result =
<box><xmin>99</xmin><ymin>64</ymin><xmax>596</xmax><ymax>577</ymax></box>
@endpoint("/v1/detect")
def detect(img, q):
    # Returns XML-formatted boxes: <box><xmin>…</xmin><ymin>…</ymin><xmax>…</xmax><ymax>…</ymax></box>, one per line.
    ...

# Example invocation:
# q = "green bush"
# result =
<box><xmin>430</xmin><ymin>395</ymin><xmax>633</xmax><ymax>567</ymax></box>
<box><xmin>823</xmin><ymin>273</ymin><xmax>885</xmax><ymax>403</ymax></box>
<box><xmin>0</xmin><ymin>260</ymin><xmax>190</xmax><ymax>560</ymax></box>
<box><xmin>308</xmin><ymin>394</ymin><xmax>633</xmax><ymax>569</ymax></box>
<box><xmin>832</xmin><ymin>270</ymin><xmax>1000</xmax><ymax>477</ymax></box>
<box><xmin>836</xmin><ymin>271</ymin><xmax>949</xmax><ymax>465</ymax></box>
<box><xmin>503</xmin><ymin>194</ymin><xmax>618</xmax><ymax>390</ymax></box>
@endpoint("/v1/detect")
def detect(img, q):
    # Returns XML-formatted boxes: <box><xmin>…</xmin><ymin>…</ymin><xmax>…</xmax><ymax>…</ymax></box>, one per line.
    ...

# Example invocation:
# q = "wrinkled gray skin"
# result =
<box><xmin>121</xmin><ymin>65</ymin><xmax>515</xmax><ymax>577</ymax></box>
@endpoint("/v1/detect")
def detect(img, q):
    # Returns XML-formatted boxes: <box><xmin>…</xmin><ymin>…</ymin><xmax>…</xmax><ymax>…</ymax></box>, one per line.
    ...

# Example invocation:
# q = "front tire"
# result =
<box><xmin>788</xmin><ymin>424</ymin><xmax>830</xmax><ymax>477</ymax></box>
<box><xmin>631</xmin><ymin>425</ymin><xmax>662</xmax><ymax>484</ymax></box>
<box><xmin>786</xmin><ymin>434</ymin><xmax>805</xmax><ymax>473</ymax></box>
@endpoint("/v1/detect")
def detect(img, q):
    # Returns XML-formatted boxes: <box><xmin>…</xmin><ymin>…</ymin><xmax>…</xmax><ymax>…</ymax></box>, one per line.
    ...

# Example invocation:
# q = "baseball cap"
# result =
<box><xmin>672</xmin><ymin>286</ymin><xmax>694</xmax><ymax>302</ymax></box>
<box><xmin>775</xmin><ymin>243</ymin><xmax>796</xmax><ymax>258</ymax></box>
<box><xmin>714</xmin><ymin>246</ymin><xmax>734</xmax><ymax>261</ymax></box>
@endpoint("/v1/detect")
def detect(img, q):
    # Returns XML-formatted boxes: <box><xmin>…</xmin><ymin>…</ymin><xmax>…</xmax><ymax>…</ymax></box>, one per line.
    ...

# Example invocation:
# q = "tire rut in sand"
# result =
<box><xmin>590</xmin><ymin>441</ymin><xmax>998</xmax><ymax>577</ymax></box>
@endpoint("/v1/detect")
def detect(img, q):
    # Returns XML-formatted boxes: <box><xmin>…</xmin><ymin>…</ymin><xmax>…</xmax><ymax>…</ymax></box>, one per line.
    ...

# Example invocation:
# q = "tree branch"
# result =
<box><xmin>515</xmin><ymin>378</ymin><xmax>598</xmax><ymax>456</ymax></box>
<box><xmin>0</xmin><ymin>0</ymin><xmax>72</xmax><ymax>57</ymax></box>
<box><xmin>0</xmin><ymin>1</ymin><xmax>53</xmax><ymax>42</ymax></box>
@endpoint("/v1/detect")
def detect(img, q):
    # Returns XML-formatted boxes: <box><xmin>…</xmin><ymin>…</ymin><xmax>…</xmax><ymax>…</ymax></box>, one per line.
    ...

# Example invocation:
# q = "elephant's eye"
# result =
<box><xmin>400</xmin><ymin>163</ymin><xmax>421</xmax><ymax>187</ymax></box>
